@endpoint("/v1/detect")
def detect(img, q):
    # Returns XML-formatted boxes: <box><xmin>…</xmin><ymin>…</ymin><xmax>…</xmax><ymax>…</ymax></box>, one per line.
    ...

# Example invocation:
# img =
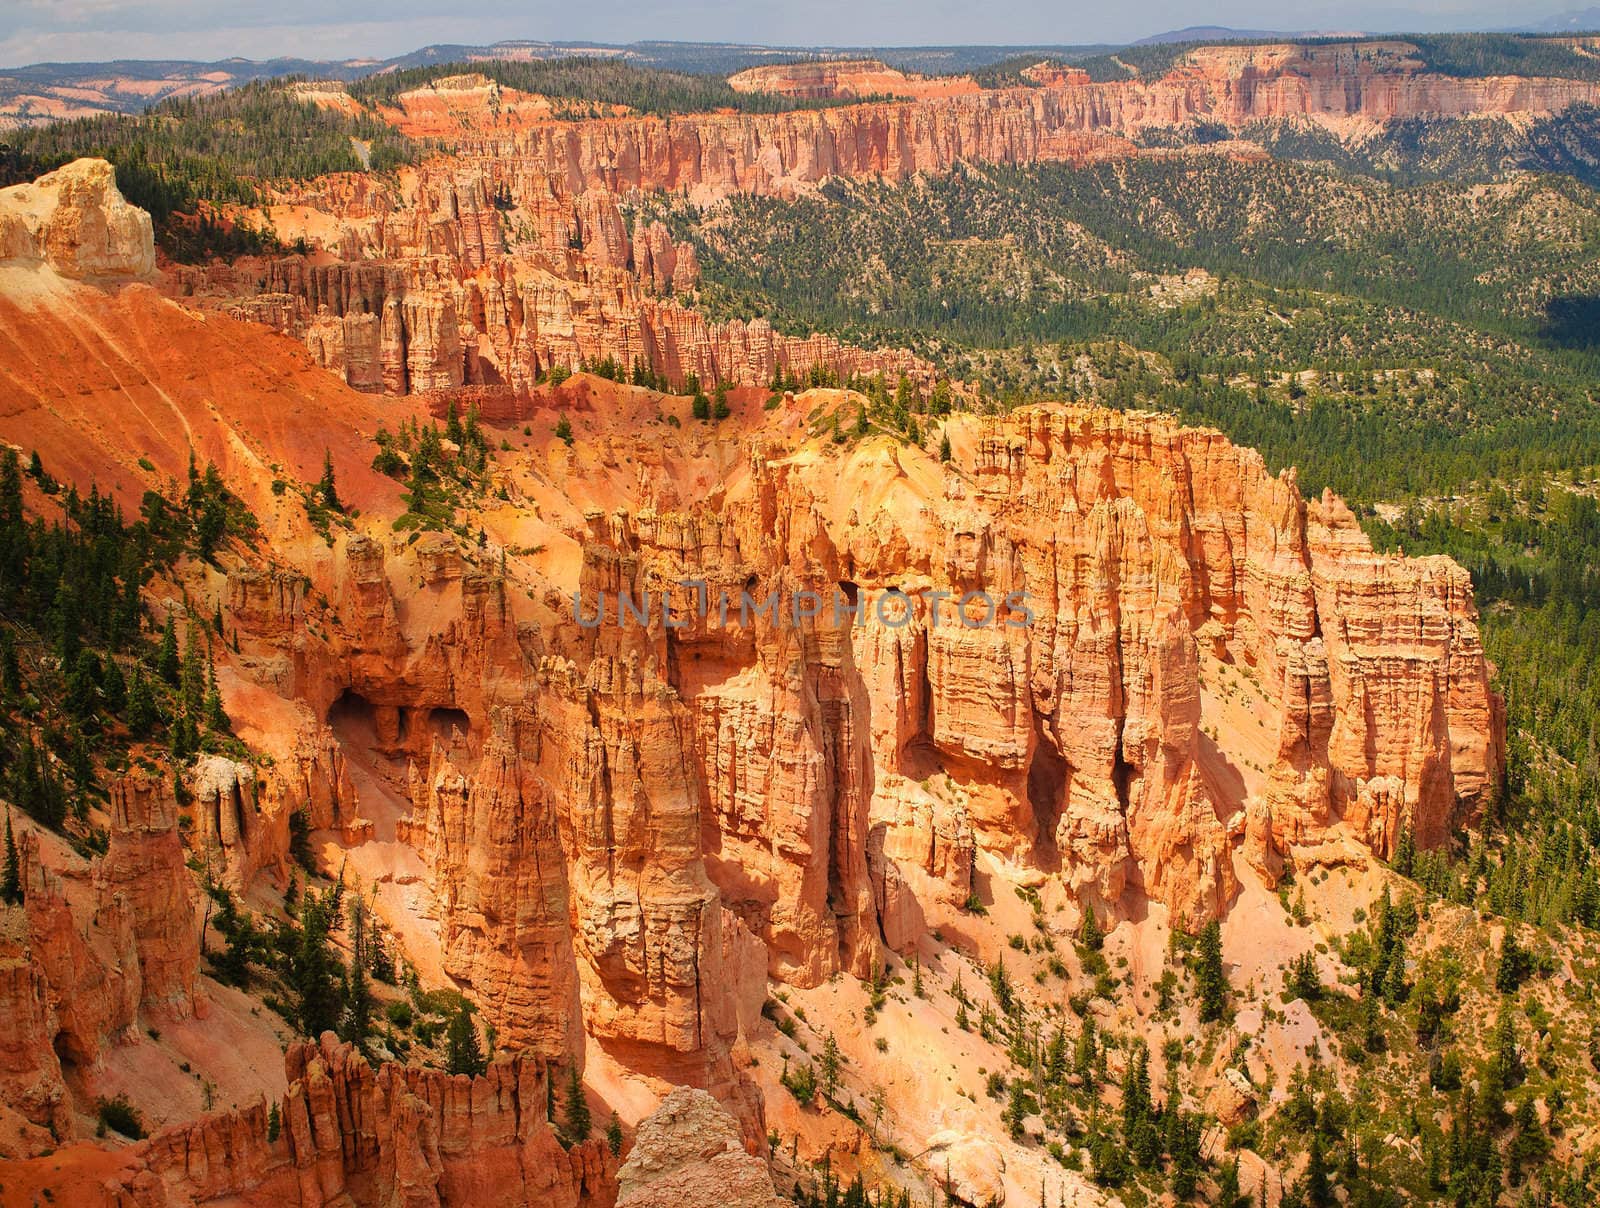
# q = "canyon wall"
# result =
<box><xmin>410</xmin><ymin>42</ymin><xmax>1600</xmax><ymax>199</ymax></box>
<box><xmin>179</xmin><ymin>41</ymin><xmax>1600</xmax><ymax>396</ymax></box>
<box><xmin>104</xmin><ymin>1035</ymin><xmax>617</xmax><ymax>1208</ymax></box>
<box><xmin>561</xmin><ymin>406</ymin><xmax>1500</xmax><ymax>951</ymax></box>
<box><xmin>0</xmin><ymin>163</ymin><xmax>1506</xmax><ymax>1201</ymax></box>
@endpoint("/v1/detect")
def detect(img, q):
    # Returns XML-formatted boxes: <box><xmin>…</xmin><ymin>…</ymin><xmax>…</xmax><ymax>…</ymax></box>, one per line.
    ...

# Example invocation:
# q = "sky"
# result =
<box><xmin>0</xmin><ymin>0</ymin><xmax>1574</xmax><ymax>69</ymax></box>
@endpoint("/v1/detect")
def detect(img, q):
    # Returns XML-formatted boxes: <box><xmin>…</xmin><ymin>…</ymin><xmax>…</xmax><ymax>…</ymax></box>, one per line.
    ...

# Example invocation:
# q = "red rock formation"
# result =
<box><xmin>10</xmin><ymin>771</ymin><xmax>201</xmax><ymax>1078</ymax></box>
<box><xmin>189</xmin><ymin>242</ymin><xmax>930</xmax><ymax>395</ymax></box>
<box><xmin>0</xmin><ymin>180</ymin><xmax>1509</xmax><ymax>1195</ymax></box>
<box><xmin>569</xmin><ymin>405</ymin><xmax>1500</xmax><ymax>941</ymax></box>
<box><xmin>726</xmin><ymin>60</ymin><xmax>981</xmax><ymax>102</ymax></box>
<box><xmin>0</xmin><ymin>906</ymin><xmax>72</xmax><ymax>1143</ymax></box>
<box><xmin>98</xmin><ymin>771</ymin><xmax>201</xmax><ymax>1021</ymax></box>
<box><xmin>101</xmin><ymin>1035</ymin><xmax>618</xmax><ymax>1207</ymax></box>
<box><xmin>177</xmin><ymin>40</ymin><xmax>1600</xmax><ymax>403</ymax></box>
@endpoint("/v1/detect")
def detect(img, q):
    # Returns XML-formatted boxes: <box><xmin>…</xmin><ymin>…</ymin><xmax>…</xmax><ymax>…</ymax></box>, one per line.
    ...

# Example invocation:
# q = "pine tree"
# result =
<box><xmin>819</xmin><ymin>1032</ymin><xmax>843</xmax><ymax>1100</ymax></box>
<box><xmin>1045</xmin><ymin>1026</ymin><xmax>1068</xmax><ymax>1085</ymax></box>
<box><xmin>266</xmin><ymin>1101</ymin><xmax>281</xmax><ymax>1143</ymax></box>
<box><xmin>101</xmin><ymin>658</ymin><xmax>126</xmax><ymax>714</ymax></box>
<box><xmin>1393</xmin><ymin>825</ymin><xmax>1416</xmax><ymax>877</ymax></box>
<box><xmin>1288</xmin><ymin>952</ymin><xmax>1320</xmax><ymax>1001</ymax></box>
<box><xmin>369</xmin><ymin>922</ymin><xmax>395</xmax><ymax>984</ymax></box>
<box><xmin>1195</xmin><ymin>920</ymin><xmax>1228</xmax><ymax>1022</ymax></box>
<box><xmin>181</xmin><ymin>623</ymin><xmax>205</xmax><ymax>714</ymax></box>
<box><xmin>712</xmin><ymin>382</ymin><xmax>731</xmax><ymax>420</ymax></box>
<box><xmin>2</xmin><ymin>809</ymin><xmax>22</xmax><ymax>906</ymax></box>
<box><xmin>691</xmin><ymin>391</ymin><xmax>711</xmax><ymax>421</ymax></box>
<box><xmin>0</xmin><ymin>629</ymin><xmax>20</xmax><ymax>701</ymax></box>
<box><xmin>445</xmin><ymin>1004</ymin><xmax>486</xmax><ymax>1077</ymax></box>
<box><xmin>1303</xmin><ymin>1133</ymin><xmax>1332</xmax><ymax>1208</ymax></box>
<box><xmin>156</xmin><ymin>615</ymin><xmax>180</xmax><ymax>684</ymax></box>
<box><xmin>1078</xmin><ymin>907</ymin><xmax>1103</xmax><ymax>951</ymax></box>
<box><xmin>318</xmin><ymin>449</ymin><xmax>342</xmax><ymax>512</ymax></box>
<box><xmin>554</xmin><ymin>415</ymin><xmax>574</xmax><ymax>446</ymax></box>
<box><xmin>1507</xmin><ymin>1094</ymin><xmax>1551</xmax><ymax>1184</ymax></box>
<box><xmin>203</xmin><ymin>649</ymin><xmax>230</xmax><ymax>732</ymax></box>
<box><xmin>293</xmin><ymin>891</ymin><xmax>344</xmax><ymax>1039</ymax></box>
<box><xmin>1074</xmin><ymin>1015</ymin><xmax>1097</xmax><ymax>1086</ymax></box>
<box><xmin>126</xmin><ymin>666</ymin><xmax>158</xmax><ymax>735</ymax></box>
<box><xmin>1120</xmin><ymin>1042</ymin><xmax>1150</xmax><ymax>1141</ymax></box>
<box><xmin>939</xmin><ymin>432</ymin><xmax>952</xmax><ymax>462</ymax></box>
<box><xmin>563</xmin><ymin>1062</ymin><xmax>591</xmax><ymax>1142</ymax></box>
<box><xmin>1496</xmin><ymin>930</ymin><xmax>1531</xmax><ymax>994</ymax></box>
<box><xmin>606</xmin><ymin>1111</ymin><xmax>623</xmax><ymax>1157</ymax></box>
<box><xmin>1217</xmin><ymin>1155</ymin><xmax>1244</xmax><ymax>1208</ymax></box>
<box><xmin>1003</xmin><ymin>1080</ymin><xmax>1029</xmax><ymax>1140</ymax></box>
<box><xmin>340</xmin><ymin>900</ymin><xmax>373</xmax><ymax>1052</ymax></box>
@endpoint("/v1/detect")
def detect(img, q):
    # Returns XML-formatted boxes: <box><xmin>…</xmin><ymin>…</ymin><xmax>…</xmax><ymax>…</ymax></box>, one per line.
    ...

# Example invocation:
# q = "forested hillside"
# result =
<box><xmin>3</xmin><ymin>81</ymin><xmax>415</xmax><ymax>259</ymax></box>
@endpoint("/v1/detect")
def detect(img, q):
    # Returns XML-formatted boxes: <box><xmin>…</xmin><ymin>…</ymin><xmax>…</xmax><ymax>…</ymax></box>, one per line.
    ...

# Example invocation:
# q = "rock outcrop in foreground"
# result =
<box><xmin>105</xmin><ymin>1035</ymin><xmax>616</xmax><ymax>1207</ymax></box>
<box><xmin>0</xmin><ymin>157</ymin><xmax>155</xmax><ymax>280</ymax></box>
<box><xmin>616</xmin><ymin>1087</ymin><xmax>784</xmax><ymax>1208</ymax></box>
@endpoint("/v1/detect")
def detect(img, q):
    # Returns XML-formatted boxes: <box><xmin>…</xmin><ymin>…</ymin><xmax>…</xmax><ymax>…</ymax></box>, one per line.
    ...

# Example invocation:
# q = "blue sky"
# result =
<box><xmin>0</xmin><ymin>0</ymin><xmax>1572</xmax><ymax>68</ymax></box>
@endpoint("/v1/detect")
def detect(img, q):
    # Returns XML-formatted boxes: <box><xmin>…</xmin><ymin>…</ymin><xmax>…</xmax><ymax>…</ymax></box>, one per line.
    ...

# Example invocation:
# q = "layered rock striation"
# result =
<box><xmin>103</xmin><ymin>1035</ymin><xmax>618</xmax><ymax>1207</ymax></box>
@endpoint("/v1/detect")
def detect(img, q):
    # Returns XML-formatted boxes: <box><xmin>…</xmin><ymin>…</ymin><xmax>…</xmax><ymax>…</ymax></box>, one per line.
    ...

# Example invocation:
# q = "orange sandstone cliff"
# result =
<box><xmin>0</xmin><ymin>158</ymin><xmax>1504</xmax><ymax>1205</ymax></box>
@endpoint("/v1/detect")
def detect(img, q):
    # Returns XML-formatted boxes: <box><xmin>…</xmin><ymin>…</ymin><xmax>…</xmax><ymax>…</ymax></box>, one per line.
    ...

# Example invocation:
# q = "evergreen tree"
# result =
<box><xmin>445</xmin><ymin>1004</ymin><xmax>486</xmax><ymax>1077</ymax></box>
<box><xmin>1507</xmin><ymin>1094</ymin><xmax>1552</xmax><ymax>1184</ymax></box>
<box><xmin>1302</xmin><ymin>1133</ymin><xmax>1332</xmax><ymax>1208</ymax></box>
<box><xmin>101</xmin><ymin>657</ymin><xmax>126</xmax><ymax>714</ymax></box>
<box><xmin>2</xmin><ymin>809</ymin><xmax>22</xmax><ymax>906</ymax></box>
<box><xmin>267</xmin><ymin>1101</ymin><xmax>281</xmax><ymax>1143</ymax></box>
<box><xmin>1393</xmin><ymin>826</ymin><xmax>1416</xmax><ymax>877</ymax></box>
<box><xmin>691</xmin><ymin>391</ymin><xmax>711</xmax><ymax>421</ymax></box>
<box><xmin>1217</xmin><ymin>1155</ymin><xmax>1245</xmax><ymax>1208</ymax></box>
<box><xmin>1045</xmin><ymin>1025</ymin><xmax>1068</xmax><ymax>1085</ymax></box>
<box><xmin>181</xmin><ymin>623</ymin><xmax>205</xmax><ymax>714</ymax></box>
<box><xmin>1003</xmin><ymin>1080</ymin><xmax>1029</xmax><ymax>1140</ymax></box>
<box><xmin>0</xmin><ymin>629</ymin><xmax>20</xmax><ymax>701</ymax></box>
<box><xmin>1078</xmin><ymin>908</ymin><xmax>1103</xmax><ymax>951</ymax></box>
<box><xmin>1287</xmin><ymin>952</ymin><xmax>1320</xmax><ymax>1001</ymax></box>
<box><xmin>554</xmin><ymin>415</ymin><xmax>574</xmax><ymax>446</ymax></box>
<box><xmin>340</xmin><ymin>900</ymin><xmax>373</xmax><ymax>1052</ymax></box>
<box><xmin>1074</xmin><ymin>1015</ymin><xmax>1097</xmax><ymax>1086</ymax></box>
<box><xmin>563</xmin><ymin>1062</ymin><xmax>591</xmax><ymax>1142</ymax></box>
<box><xmin>819</xmin><ymin>1032</ymin><xmax>843</xmax><ymax>1100</ymax></box>
<box><xmin>369</xmin><ymin>922</ymin><xmax>395</xmax><ymax>984</ymax></box>
<box><xmin>156</xmin><ymin>615</ymin><xmax>180</xmax><ymax>684</ymax></box>
<box><xmin>292</xmin><ymin>891</ymin><xmax>344</xmax><ymax>1039</ymax></box>
<box><xmin>1496</xmin><ymin>930</ymin><xmax>1532</xmax><ymax>994</ymax></box>
<box><xmin>606</xmin><ymin>1111</ymin><xmax>623</xmax><ymax>1157</ymax></box>
<box><xmin>939</xmin><ymin>432</ymin><xmax>952</xmax><ymax>462</ymax></box>
<box><xmin>1194</xmin><ymin>920</ymin><xmax>1228</xmax><ymax>1022</ymax></box>
<box><xmin>318</xmin><ymin>449</ymin><xmax>342</xmax><ymax>512</ymax></box>
<box><xmin>712</xmin><ymin>382</ymin><xmax>731</xmax><ymax>420</ymax></box>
